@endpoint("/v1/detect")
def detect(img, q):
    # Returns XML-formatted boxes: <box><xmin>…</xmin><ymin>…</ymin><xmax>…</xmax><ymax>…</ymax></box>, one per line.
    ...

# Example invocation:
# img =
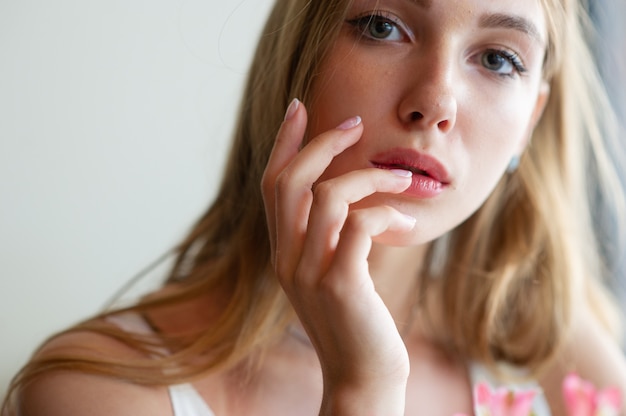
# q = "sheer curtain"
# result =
<box><xmin>589</xmin><ymin>0</ymin><xmax>626</xmax><ymax>336</ymax></box>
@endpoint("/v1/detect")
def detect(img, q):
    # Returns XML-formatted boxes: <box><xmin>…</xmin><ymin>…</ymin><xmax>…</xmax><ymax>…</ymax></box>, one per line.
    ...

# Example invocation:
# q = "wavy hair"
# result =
<box><xmin>3</xmin><ymin>0</ymin><xmax>624</xmax><ymax>412</ymax></box>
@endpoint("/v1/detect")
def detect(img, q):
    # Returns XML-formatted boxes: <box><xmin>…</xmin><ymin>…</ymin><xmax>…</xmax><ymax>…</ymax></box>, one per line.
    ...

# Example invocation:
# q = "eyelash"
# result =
<box><xmin>346</xmin><ymin>11</ymin><xmax>406</xmax><ymax>42</ymax></box>
<box><xmin>346</xmin><ymin>12</ymin><xmax>527</xmax><ymax>77</ymax></box>
<box><xmin>486</xmin><ymin>49</ymin><xmax>528</xmax><ymax>77</ymax></box>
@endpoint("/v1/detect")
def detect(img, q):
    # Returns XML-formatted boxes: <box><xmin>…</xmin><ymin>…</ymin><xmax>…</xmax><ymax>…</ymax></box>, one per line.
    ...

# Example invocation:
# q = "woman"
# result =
<box><xmin>4</xmin><ymin>0</ymin><xmax>626</xmax><ymax>414</ymax></box>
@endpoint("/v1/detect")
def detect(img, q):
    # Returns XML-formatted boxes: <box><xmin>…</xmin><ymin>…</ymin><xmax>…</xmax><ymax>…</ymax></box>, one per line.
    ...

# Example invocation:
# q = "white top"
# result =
<box><xmin>168</xmin><ymin>383</ymin><xmax>215</xmax><ymax>416</ymax></box>
<box><xmin>107</xmin><ymin>313</ymin><xmax>551</xmax><ymax>416</ymax></box>
<box><xmin>106</xmin><ymin>314</ymin><xmax>215</xmax><ymax>415</ymax></box>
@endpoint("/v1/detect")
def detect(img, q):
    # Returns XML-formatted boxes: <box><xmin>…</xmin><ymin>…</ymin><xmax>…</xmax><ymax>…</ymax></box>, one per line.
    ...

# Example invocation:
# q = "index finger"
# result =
<box><xmin>261</xmin><ymin>99</ymin><xmax>308</xmax><ymax>262</ymax></box>
<box><xmin>262</xmin><ymin>99</ymin><xmax>308</xmax><ymax>191</ymax></box>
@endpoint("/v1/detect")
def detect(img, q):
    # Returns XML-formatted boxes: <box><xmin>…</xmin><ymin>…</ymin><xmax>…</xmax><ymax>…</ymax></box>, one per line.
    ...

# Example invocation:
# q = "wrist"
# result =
<box><xmin>319</xmin><ymin>377</ymin><xmax>407</xmax><ymax>416</ymax></box>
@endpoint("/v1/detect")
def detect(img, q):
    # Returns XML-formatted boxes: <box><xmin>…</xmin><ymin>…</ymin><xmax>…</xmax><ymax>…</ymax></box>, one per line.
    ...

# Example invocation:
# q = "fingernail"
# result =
<box><xmin>336</xmin><ymin>116</ymin><xmax>361</xmax><ymax>130</ymax></box>
<box><xmin>389</xmin><ymin>169</ymin><xmax>412</xmax><ymax>178</ymax></box>
<box><xmin>402</xmin><ymin>214</ymin><xmax>417</xmax><ymax>226</ymax></box>
<box><xmin>284</xmin><ymin>98</ymin><xmax>299</xmax><ymax>121</ymax></box>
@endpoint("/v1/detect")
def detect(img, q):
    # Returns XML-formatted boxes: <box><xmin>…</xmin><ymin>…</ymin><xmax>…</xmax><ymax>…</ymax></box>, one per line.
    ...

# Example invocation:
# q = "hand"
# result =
<box><xmin>261</xmin><ymin>99</ymin><xmax>416</xmax><ymax>415</ymax></box>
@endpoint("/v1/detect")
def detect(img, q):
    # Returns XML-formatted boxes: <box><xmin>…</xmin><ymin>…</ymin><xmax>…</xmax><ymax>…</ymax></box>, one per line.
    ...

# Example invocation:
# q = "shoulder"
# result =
<box><xmin>19</xmin><ymin>369</ymin><xmax>172</xmax><ymax>416</ymax></box>
<box><xmin>539</xmin><ymin>303</ymin><xmax>626</xmax><ymax>415</ymax></box>
<box><xmin>16</xmin><ymin>326</ymin><xmax>173</xmax><ymax>416</ymax></box>
<box><xmin>15</xmin><ymin>284</ymin><xmax>224</xmax><ymax>416</ymax></box>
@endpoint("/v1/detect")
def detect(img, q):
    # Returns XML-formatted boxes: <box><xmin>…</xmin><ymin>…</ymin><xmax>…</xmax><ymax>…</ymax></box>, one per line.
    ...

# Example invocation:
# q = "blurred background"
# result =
<box><xmin>1</xmin><ymin>0</ymin><xmax>625</xmax><ymax>398</ymax></box>
<box><xmin>0</xmin><ymin>0</ymin><xmax>274</xmax><ymax>395</ymax></box>
<box><xmin>590</xmin><ymin>0</ymin><xmax>626</xmax><ymax>315</ymax></box>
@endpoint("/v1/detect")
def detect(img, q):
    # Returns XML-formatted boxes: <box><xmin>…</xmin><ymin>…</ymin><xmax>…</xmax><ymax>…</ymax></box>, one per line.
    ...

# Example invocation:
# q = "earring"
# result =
<box><xmin>506</xmin><ymin>155</ymin><xmax>520</xmax><ymax>173</ymax></box>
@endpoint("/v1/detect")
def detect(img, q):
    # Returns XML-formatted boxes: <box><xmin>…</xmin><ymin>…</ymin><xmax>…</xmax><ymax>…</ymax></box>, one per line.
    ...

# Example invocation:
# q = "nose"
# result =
<box><xmin>398</xmin><ymin>54</ymin><xmax>458</xmax><ymax>134</ymax></box>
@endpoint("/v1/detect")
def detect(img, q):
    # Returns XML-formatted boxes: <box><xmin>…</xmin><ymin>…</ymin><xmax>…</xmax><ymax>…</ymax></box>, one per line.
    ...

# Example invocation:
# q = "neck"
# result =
<box><xmin>368</xmin><ymin>243</ymin><xmax>428</xmax><ymax>333</ymax></box>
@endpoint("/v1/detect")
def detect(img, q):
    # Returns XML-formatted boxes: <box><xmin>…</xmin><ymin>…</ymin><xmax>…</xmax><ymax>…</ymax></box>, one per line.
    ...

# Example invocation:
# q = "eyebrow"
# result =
<box><xmin>479</xmin><ymin>13</ymin><xmax>544</xmax><ymax>44</ymax></box>
<box><xmin>407</xmin><ymin>0</ymin><xmax>432</xmax><ymax>9</ymax></box>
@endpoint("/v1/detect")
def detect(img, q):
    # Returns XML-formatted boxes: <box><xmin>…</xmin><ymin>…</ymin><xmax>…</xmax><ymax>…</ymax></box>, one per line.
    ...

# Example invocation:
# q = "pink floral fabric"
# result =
<box><xmin>562</xmin><ymin>373</ymin><xmax>622</xmax><ymax>416</ymax></box>
<box><xmin>454</xmin><ymin>372</ymin><xmax>622</xmax><ymax>416</ymax></box>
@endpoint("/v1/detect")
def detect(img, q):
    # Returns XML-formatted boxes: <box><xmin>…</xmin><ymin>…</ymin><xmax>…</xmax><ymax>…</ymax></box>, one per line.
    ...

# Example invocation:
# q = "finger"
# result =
<box><xmin>291</xmin><ymin>205</ymin><xmax>415</xmax><ymax>360</ymax></box>
<box><xmin>326</xmin><ymin>206</ymin><xmax>416</xmax><ymax>288</ymax></box>
<box><xmin>261</xmin><ymin>99</ymin><xmax>308</xmax><ymax>264</ymax></box>
<box><xmin>273</xmin><ymin>116</ymin><xmax>365</xmax><ymax>280</ymax></box>
<box><xmin>281</xmin><ymin>115</ymin><xmax>363</xmax><ymax>192</ymax></box>
<box><xmin>296</xmin><ymin>168</ymin><xmax>413</xmax><ymax>278</ymax></box>
<box><xmin>262</xmin><ymin>99</ymin><xmax>307</xmax><ymax>192</ymax></box>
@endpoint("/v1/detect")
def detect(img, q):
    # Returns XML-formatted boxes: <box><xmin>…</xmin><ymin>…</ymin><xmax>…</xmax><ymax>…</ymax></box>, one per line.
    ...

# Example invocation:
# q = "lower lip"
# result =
<box><xmin>405</xmin><ymin>174</ymin><xmax>446</xmax><ymax>198</ymax></box>
<box><xmin>373</xmin><ymin>164</ymin><xmax>447</xmax><ymax>198</ymax></box>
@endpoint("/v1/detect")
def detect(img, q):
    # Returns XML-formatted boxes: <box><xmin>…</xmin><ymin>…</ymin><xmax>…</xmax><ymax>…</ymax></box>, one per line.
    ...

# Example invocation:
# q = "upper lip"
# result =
<box><xmin>370</xmin><ymin>148</ymin><xmax>451</xmax><ymax>184</ymax></box>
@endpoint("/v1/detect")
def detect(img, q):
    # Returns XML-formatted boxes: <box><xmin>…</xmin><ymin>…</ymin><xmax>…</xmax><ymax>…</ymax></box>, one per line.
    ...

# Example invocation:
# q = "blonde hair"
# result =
<box><xmin>427</xmin><ymin>0</ymin><xmax>624</xmax><ymax>368</ymax></box>
<box><xmin>3</xmin><ymin>0</ymin><xmax>624</xmax><ymax>412</ymax></box>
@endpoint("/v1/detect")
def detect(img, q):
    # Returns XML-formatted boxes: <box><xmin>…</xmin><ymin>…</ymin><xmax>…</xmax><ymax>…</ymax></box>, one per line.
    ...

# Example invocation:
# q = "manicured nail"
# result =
<box><xmin>389</xmin><ymin>169</ymin><xmax>412</xmax><ymax>178</ymax></box>
<box><xmin>336</xmin><ymin>116</ymin><xmax>361</xmax><ymax>130</ymax></box>
<box><xmin>284</xmin><ymin>98</ymin><xmax>299</xmax><ymax>121</ymax></box>
<box><xmin>401</xmin><ymin>214</ymin><xmax>417</xmax><ymax>226</ymax></box>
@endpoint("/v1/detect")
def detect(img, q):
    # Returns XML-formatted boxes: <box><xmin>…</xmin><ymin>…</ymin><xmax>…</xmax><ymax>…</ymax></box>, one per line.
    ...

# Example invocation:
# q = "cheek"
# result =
<box><xmin>464</xmin><ymin>89</ymin><xmax>536</xmax><ymax>163</ymax></box>
<box><xmin>456</xmin><ymin>90</ymin><xmax>536</xmax><ymax>201</ymax></box>
<box><xmin>308</xmin><ymin>44</ymin><xmax>396</xmax><ymax>137</ymax></box>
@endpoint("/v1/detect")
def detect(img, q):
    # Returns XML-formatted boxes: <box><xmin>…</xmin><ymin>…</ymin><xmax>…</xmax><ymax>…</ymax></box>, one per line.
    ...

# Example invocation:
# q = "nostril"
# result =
<box><xmin>410</xmin><ymin>112</ymin><xmax>424</xmax><ymax>121</ymax></box>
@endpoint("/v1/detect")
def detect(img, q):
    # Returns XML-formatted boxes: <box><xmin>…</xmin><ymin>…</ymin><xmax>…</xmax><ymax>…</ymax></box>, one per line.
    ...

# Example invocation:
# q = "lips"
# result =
<box><xmin>370</xmin><ymin>148</ymin><xmax>451</xmax><ymax>185</ymax></box>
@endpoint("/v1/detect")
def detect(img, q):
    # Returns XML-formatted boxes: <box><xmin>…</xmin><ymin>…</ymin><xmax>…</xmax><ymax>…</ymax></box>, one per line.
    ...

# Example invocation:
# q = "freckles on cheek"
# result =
<box><xmin>312</xmin><ymin>69</ymin><xmax>361</xmax><ymax>129</ymax></box>
<box><xmin>314</xmin><ymin>42</ymin><xmax>396</xmax><ymax>124</ymax></box>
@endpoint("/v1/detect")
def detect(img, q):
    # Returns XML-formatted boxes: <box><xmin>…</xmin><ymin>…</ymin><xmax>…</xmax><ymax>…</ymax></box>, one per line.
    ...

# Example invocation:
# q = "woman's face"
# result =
<box><xmin>307</xmin><ymin>0</ymin><xmax>550</xmax><ymax>245</ymax></box>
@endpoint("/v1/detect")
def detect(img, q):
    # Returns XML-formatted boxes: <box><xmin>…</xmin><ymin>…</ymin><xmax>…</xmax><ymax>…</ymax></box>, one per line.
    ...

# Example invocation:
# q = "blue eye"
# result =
<box><xmin>348</xmin><ymin>13</ymin><xmax>405</xmax><ymax>41</ymax></box>
<box><xmin>481</xmin><ymin>50</ymin><xmax>527</xmax><ymax>76</ymax></box>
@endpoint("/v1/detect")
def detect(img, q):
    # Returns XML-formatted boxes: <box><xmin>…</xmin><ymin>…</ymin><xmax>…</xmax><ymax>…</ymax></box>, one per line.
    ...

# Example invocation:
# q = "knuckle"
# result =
<box><xmin>272</xmin><ymin>171</ymin><xmax>294</xmax><ymax>201</ymax></box>
<box><xmin>316</xmin><ymin>273</ymin><xmax>347</xmax><ymax>303</ymax></box>
<box><xmin>261</xmin><ymin>175</ymin><xmax>274</xmax><ymax>199</ymax></box>
<box><xmin>292</xmin><ymin>265</ymin><xmax>313</xmax><ymax>292</ymax></box>
<box><xmin>274</xmin><ymin>170</ymin><xmax>292</xmax><ymax>192</ymax></box>
<box><xmin>344</xmin><ymin>210</ymin><xmax>369</xmax><ymax>231</ymax></box>
<box><xmin>260</xmin><ymin>171</ymin><xmax>273</xmax><ymax>195</ymax></box>
<box><xmin>312</xmin><ymin>181</ymin><xmax>337</xmax><ymax>205</ymax></box>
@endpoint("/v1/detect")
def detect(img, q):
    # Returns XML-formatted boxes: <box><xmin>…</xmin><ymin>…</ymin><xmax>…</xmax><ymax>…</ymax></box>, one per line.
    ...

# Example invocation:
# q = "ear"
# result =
<box><xmin>515</xmin><ymin>80</ymin><xmax>551</xmax><ymax>154</ymax></box>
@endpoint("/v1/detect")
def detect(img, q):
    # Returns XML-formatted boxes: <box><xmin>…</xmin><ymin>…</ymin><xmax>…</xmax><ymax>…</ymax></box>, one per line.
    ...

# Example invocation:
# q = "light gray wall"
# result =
<box><xmin>0</xmin><ymin>0</ymin><xmax>273</xmax><ymax>396</ymax></box>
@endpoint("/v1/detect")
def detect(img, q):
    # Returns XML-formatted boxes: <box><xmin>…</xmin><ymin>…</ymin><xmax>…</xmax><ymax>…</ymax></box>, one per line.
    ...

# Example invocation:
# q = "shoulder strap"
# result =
<box><xmin>168</xmin><ymin>384</ymin><xmax>216</xmax><ymax>416</ymax></box>
<box><xmin>106</xmin><ymin>313</ymin><xmax>217</xmax><ymax>416</ymax></box>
